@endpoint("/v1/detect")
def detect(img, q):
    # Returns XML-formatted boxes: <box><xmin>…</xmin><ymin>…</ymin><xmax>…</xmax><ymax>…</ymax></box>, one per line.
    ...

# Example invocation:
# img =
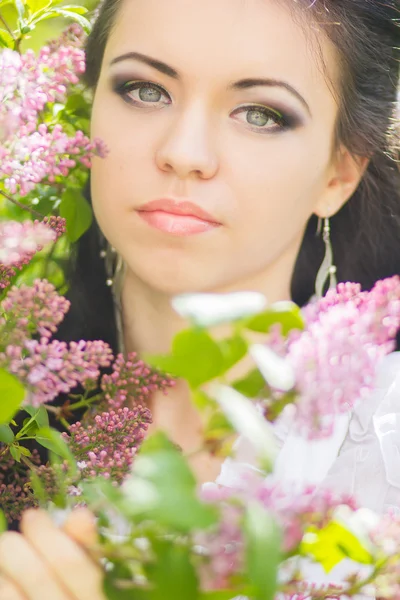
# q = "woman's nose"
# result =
<box><xmin>155</xmin><ymin>103</ymin><xmax>219</xmax><ymax>180</ymax></box>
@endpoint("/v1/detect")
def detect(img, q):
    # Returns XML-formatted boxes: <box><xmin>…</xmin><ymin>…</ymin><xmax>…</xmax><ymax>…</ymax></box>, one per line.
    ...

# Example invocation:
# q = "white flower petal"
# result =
<box><xmin>250</xmin><ymin>344</ymin><xmax>296</xmax><ymax>392</ymax></box>
<box><xmin>210</xmin><ymin>384</ymin><xmax>278</xmax><ymax>470</ymax></box>
<box><xmin>171</xmin><ymin>292</ymin><xmax>268</xmax><ymax>327</ymax></box>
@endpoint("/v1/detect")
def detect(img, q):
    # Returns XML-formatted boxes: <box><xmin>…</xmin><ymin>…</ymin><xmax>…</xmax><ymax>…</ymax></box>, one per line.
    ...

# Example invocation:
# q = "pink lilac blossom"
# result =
<box><xmin>63</xmin><ymin>405</ymin><xmax>152</xmax><ymax>482</ymax></box>
<box><xmin>101</xmin><ymin>352</ymin><xmax>176</xmax><ymax>409</ymax></box>
<box><xmin>0</xmin><ymin>45</ymin><xmax>85</xmax><ymax>140</ymax></box>
<box><xmin>0</xmin><ymin>218</ymin><xmax>65</xmax><ymax>290</ymax></box>
<box><xmin>0</xmin><ymin>220</ymin><xmax>55</xmax><ymax>267</ymax></box>
<box><xmin>47</xmin><ymin>24</ymin><xmax>86</xmax><ymax>51</ymax></box>
<box><xmin>198</xmin><ymin>475</ymin><xmax>357</xmax><ymax>591</ymax></box>
<box><xmin>1</xmin><ymin>123</ymin><xmax>108</xmax><ymax>196</ymax></box>
<box><xmin>263</xmin><ymin>277</ymin><xmax>400</xmax><ymax>439</ymax></box>
<box><xmin>0</xmin><ymin>338</ymin><xmax>113</xmax><ymax>406</ymax></box>
<box><xmin>1</xmin><ymin>279</ymin><xmax>70</xmax><ymax>344</ymax></box>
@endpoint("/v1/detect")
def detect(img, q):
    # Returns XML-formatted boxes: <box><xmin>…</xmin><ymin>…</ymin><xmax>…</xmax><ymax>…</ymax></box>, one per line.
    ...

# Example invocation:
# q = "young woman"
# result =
<box><xmin>1</xmin><ymin>0</ymin><xmax>400</xmax><ymax>597</ymax></box>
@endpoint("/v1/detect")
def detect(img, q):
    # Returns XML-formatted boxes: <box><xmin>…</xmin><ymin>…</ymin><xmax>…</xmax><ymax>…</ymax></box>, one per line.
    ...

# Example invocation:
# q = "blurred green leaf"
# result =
<box><xmin>26</xmin><ymin>0</ymin><xmax>51</xmax><ymax>13</ymax></box>
<box><xmin>60</xmin><ymin>188</ymin><xmax>93</xmax><ymax>243</ymax></box>
<box><xmin>148</xmin><ymin>539</ymin><xmax>199</xmax><ymax>600</ymax></box>
<box><xmin>123</xmin><ymin>432</ymin><xmax>218</xmax><ymax>531</ymax></box>
<box><xmin>147</xmin><ymin>329</ymin><xmax>225</xmax><ymax>388</ymax></box>
<box><xmin>218</xmin><ymin>334</ymin><xmax>247</xmax><ymax>372</ymax></box>
<box><xmin>36</xmin><ymin>426</ymin><xmax>77</xmax><ymax>476</ymax></box>
<box><xmin>0</xmin><ymin>509</ymin><xmax>7</xmax><ymax>533</ymax></box>
<box><xmin>0</xmin><ymin>368</ymin><xmax>26</xmax><ymax>424</ymax></box>
<box><xmin>245</xmin><ymin>503</ymin><xmax>281</xmax><ymax>600</ymax></box>
<box><xmin>0</xmin><ymin>424</ymin><xmax>15</xmax><ymax>444</ymax></box>
<box><xmin>245</xmin><ymin>303</ymin><xmax>304</xmax><ymax>335</ymax></box>
<box><xmin>45</xmin><ymin>8</ymin><xmax>91</xmax><ymax>32</ymax></box>
<box><xmin>0</xmin><ymin>28</ymin><xmax>14</xmax><ymax>47</ymax></box>
<box><xmin>232</xmin><ymin>369</ymin><xmax>267</xmax><ymax>398</ymax></box>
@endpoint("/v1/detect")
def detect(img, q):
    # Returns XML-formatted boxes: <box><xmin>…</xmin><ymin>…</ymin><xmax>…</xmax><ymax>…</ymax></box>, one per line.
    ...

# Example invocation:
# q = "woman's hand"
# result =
<box><xmin>0</xmin><ymin>508</ymin><xmax>106</xmax><ymax>600</ymax></box>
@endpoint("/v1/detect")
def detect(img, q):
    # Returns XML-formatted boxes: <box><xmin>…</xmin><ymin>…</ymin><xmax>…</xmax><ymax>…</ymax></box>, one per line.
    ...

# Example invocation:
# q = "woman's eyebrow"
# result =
<box><xmin>109</xmin><ymin>51</ymin><xmax>311</xmax><ymax>115</ymax></box>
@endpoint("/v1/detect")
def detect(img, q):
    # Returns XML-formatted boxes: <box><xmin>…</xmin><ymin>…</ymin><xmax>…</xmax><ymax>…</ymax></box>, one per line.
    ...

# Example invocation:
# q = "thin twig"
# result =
<box><xmin>0</xmin><ymin>190</ymin><xmax>44</xmax><ymax>219</ymax></box>
<box><xmin>0</xmin><ymin>12</ymin><xmax>16</xmax><ymax>40</ymax></box>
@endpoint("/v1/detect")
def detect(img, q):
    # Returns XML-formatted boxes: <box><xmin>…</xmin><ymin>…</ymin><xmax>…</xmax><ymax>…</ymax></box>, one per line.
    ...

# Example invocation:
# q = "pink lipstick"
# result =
<box><xmin>137</xmin><ymin>198</ymin><xmax>221</xmax><ymax>236</ymax></box>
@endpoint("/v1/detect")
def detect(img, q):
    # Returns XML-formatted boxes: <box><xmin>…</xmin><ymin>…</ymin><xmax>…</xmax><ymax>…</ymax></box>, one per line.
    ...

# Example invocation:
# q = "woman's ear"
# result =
<box><xmin>314</xmin><ymin>146</ymin><xmax>370</xmax><ymax>218</ymax></box>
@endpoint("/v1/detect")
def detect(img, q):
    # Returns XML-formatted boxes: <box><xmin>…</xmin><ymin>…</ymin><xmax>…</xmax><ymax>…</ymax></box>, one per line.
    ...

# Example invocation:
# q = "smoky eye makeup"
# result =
<box><xmin>109</xmin><ymin>73</ymin><xmax>305</xmax><ymax>133</ymax></box>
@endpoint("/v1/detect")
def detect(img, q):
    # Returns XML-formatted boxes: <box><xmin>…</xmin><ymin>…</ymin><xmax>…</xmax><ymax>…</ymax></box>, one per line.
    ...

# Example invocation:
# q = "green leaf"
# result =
<box><xmin>123</xmin><ymin>432</ymin><xmax>218</xmax><ymax>531</ymax></box>
<box><xmin>15</xmin><ymin>0</ymin><xmax>28</xmax><ymax>25</ymax></box>
<box><xmin>60</xmin><ymin>189</ymin><xmax>93</xmax><ymax>243</ymax></box>
<box><xmin>244</xmin><ymin>503</ymin><xmax>281</xmax><ymax>600</ymax></box>
<box><xmin>0</xmin><ymin>424</ymin><xmax>14</xmax><ymax>444</ymax></box>
<box><xmin>218</xmin><ymin>334</ymin><xmax>247</xmax><ymax>372</ymax></box>
<box><xmin>103</xmin><ymin>575</ymin><xmax>143</xmax><ymax>600</ymax></box>
<box><xmin>245</xmin><ymin>303</ymin><xmax>304</xmax><ymax>335</ymax></box>
<box><xmin>57</xmin><ymin>4</ymin><xmax>88</xmax><ymax>14</ymax></box>
<box><xmin>147</xmin><ymin>329</ymin><xmax>225</xmax><ymax>388</ymax></box>
<box><xmin>232</xmin><ymin>369</ymin><xmax>267</xmax><ymax>398</ymax></box>
<box><xmin>19</xmin><ymin>445</ymin><xmax>32</xmax><ymax>457</ymax></box>
<box><xmin>36</xmin><ymin>427</ymin><xmax>77</xmax><ymax>476</ymax></box>
<box><xmin>0</xmin><ymin>509</ymin><xmax>7</xmax><ymax>533</ymax></box>
<box><xmin>24</xmin><ymin>405</ymin><xmax>49</xmax><ymax>428</ymax></box>
<box><xmin>45</xmin><ymin>8</ymin><xmax>91</xmax><ymax>32</ymax></box>
<box><xmin>0</xmin><ymin>28</ymin><xmax>14</xmax><ymax>48</ymax></box>
<box><xmin>0</xmin><ymin>368</ymin><xmax>26</xmax><ymax>424</ymax></box>
<box><xmin>27</xmin><ymin>0</ymin><xmax>51</xmax><ymax>13</ymax></box>
<box><xmin>148</xmin><ymin>539</ymin><xmax>199</xmax><ymax>600</ymax></box>
<box><xmin>10</xmin><ymin>444</ymin><xmax>21</xmax><ymax>462</ymax></box>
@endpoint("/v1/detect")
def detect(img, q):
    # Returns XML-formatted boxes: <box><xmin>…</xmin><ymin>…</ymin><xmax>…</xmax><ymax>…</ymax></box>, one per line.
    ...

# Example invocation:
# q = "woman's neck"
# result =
<box><xmin>120</xmin><ymin>249</ymin><xmax>296</xmax><ymax>358</ymax></box>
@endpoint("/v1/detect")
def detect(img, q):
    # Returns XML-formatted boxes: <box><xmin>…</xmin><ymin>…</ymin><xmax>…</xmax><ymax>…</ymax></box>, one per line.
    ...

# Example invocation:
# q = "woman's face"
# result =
<box><xmin>90</xmin><ymin>0</ymin><xmax>343</xmax><ymax>297</ymax></box>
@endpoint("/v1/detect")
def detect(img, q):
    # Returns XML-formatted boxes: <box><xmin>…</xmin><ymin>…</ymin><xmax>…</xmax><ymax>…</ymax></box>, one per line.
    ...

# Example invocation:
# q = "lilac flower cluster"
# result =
<box><xmin>198</xmin><ymin>475</ymin><xmax>357</xmax><ymax>591</ymax></box>
<box><xmin>101</xmin><ymin>352</ymin><xmax>176</xmax><ymax>409</ymax></box>
<box><xmin>0</xmin><ymin>451</ymin><xmax>41</xmax><ymax>522</ymax></box>
<box><xmin>1</xmin><ymin>279</ymin><xmax>70</xmax><ymax>344</ymax></box>
<box><xmin>47</xmin><ymin>23</ymin><xmax>86</xmax><ymax>51</ymax></box>
<box><xmin>0</xmin><ymin>217</ymin><xmax>65</xmax><ymax>290</ymax></box>
<box><xmin>0</xmin><ymin>220</ymin><xmax>55</xmax><ymax>267</ymax></box>
<box><xmin>1</xmin><ymin>338</ymin><xmax>113</xmax><ymax>406</ymax></box>
<box><xmin>1</xmin><ymin>123</ymin><xmax>108</xmax><ymax>196</ymax></box>
<box><xmin>264</xmin><ymin>277</ymin><xmax>400</xmax><ymax>438</ymax></box>
<box><xmin>64</xmin><ymin>405</ymin><xmax>152</xmax><ymax>482</ymax></box>
<box><xmin>0</xmin><ymin>45</ymin><xmax>85</xmax><ymax>139</ymax></box>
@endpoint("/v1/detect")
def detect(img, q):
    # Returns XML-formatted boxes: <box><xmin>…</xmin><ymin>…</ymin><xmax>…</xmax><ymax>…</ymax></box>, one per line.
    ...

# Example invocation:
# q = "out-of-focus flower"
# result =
<box><xmin>261</xmin><ymin>277</ymin><xmax>400</xmax><ymax>439</ymax></box>
<box><xmin>171</xmin><ymin>291</ymin><xmax>268</xmax><ymax>327</ymax></box>
<box><xmin>0</xmin><ymin>220</ymin><xmax>55</xmax><ymax>267</ymax></box>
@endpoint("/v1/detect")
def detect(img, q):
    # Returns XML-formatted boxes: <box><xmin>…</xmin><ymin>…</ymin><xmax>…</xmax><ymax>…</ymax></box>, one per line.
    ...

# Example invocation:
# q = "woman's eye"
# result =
<box><xmin>233</xmin><ymin>105</ymin><xmax>289</xmax><ymax>132</ymax></box>
<box><xmin>115</xmin><ymin>81</ymin><xmax>171</xmax><ymax>107</ymax></box>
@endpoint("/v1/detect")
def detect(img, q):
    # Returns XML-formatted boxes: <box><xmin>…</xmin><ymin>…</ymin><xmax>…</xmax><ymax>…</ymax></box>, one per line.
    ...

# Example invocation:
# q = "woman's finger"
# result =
<box><xmin>61</xmin><ymin>508</ymin><xmax>99</xmax><ymax>549</ymax></box>
<box><xmin>20</xmin><ymin>509</ymin><xmax>106</xmax><ymax>600</ymax></box>
<box><xmin>0</xmin><ymin>575</ymin><xmax>27</xmax><ymax>600</ymax></box>
<box><xmin>0</xmin><ymin>532</ymin><xmax>70</xmax><ymax>600</ymax></box>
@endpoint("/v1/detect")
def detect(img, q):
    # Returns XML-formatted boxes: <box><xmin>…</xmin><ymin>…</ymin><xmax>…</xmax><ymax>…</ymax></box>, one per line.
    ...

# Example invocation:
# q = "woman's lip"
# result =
<box><xmin>137</xmin><ymin>210</ymin><xmax>220</xmax><ymax>236</ymax></box>
<box><xmin>138</xmin><ymin>198</ymin><xmax>220</xmax><ymax>224</ymax></box>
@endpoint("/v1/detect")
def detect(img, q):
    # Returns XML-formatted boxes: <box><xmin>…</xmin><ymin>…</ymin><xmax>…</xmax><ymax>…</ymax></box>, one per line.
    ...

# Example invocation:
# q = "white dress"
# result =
<box><xmin>214</xmin><ymin>351</ymin><xmax>400</xmax><ymax>593</ymax></box>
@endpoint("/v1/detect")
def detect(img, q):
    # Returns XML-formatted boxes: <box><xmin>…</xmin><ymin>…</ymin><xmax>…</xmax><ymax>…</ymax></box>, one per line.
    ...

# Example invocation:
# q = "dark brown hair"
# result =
<box><xmin>57</xmin><ymin>0</ymin><xmax>400</xmax><ymax>350</ymax></box>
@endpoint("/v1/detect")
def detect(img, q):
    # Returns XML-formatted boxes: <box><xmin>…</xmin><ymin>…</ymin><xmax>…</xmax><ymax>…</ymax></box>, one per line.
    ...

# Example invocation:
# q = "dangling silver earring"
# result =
<box><xmin>315</xmin><ymin>217</ymin><xmax>337</xmax><ymax>298</ymax></box>
<box><xmin>99</xmin><ymin>239</ymin><xmax>126</xmax><ymax>354</ymax></box>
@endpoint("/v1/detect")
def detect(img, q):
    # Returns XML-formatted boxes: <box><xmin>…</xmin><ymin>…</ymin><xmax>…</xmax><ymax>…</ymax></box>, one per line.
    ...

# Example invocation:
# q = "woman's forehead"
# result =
<box><xmin>104</xmin><ymin>0</ymin><xmax>339</xmax><ymax>102</ymax></box>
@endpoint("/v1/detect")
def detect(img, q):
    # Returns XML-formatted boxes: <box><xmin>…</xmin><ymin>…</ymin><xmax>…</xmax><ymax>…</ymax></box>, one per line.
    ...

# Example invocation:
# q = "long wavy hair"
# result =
<box><xmin>57</xmin><ymin>0</ymin><xmax>400</xmax><ymax>353</ymax></box>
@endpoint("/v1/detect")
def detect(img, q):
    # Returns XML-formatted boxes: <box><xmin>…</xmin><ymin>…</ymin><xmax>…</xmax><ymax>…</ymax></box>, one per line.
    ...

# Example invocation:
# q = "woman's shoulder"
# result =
<box><xmin>215</xmin><ymin>352</ymin><xmax>400</xmax><ymax>514</ymax></box>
